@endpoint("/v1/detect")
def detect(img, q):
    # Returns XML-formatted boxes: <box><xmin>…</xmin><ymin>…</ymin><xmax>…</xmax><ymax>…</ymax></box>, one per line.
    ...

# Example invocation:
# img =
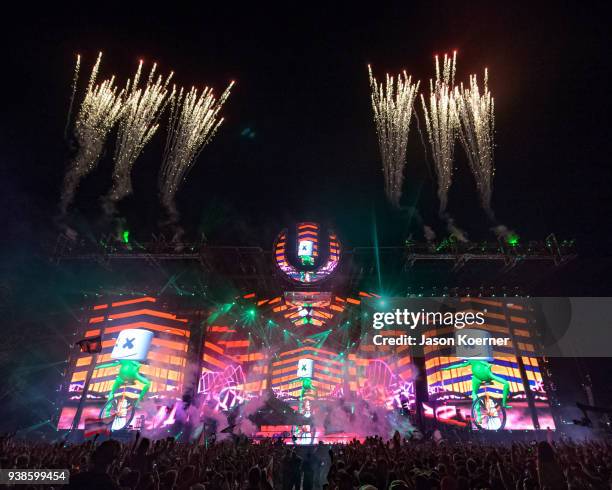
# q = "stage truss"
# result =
<box><xmin>51</xmin><ymin>233</ymin><xmax>576</xmax><ymax>296</ymax></box>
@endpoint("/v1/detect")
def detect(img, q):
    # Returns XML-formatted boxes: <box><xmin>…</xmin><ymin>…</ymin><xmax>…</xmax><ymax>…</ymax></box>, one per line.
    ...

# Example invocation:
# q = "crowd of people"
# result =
<box><xmin>1</xmin><ymin>432</ymin><xmax>611</xmax><ymax>489</ymax></box>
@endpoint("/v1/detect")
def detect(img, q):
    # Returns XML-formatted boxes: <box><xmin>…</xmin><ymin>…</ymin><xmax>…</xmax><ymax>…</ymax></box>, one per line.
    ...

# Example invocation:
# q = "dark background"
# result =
<box><xmin>1</xmin><ymin>3</ymin><xmax>611</xmax><ymax>430</ymax></box>
<box><xmin>3</xmin><ymin>3</ymin><xmax>611</xmax><ymax>248</ymax></box>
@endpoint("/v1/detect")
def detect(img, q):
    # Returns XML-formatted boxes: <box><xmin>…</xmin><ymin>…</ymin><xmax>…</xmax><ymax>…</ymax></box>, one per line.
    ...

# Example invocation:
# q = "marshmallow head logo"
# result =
<box><xmin>297</xmin><ymin>358</ymin><xmax>314</xmax><ymax>378</ymax></box>
<box><xmin>111</xmin><ymin>329</ymin><xmax>154</xmax><ymax>362</ymax></box>
<box><xmin>455</xmin><ymin>328</ymin><xmax>494</xmax><ymax>361</ymax></box>
<box><xmin>298</xmin><ymin>240</ymin><xmax>314</xmax><ymax>257</ymax></box>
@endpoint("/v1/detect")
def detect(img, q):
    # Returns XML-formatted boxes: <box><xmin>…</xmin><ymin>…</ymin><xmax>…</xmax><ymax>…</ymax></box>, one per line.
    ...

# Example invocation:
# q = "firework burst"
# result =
<box><xmin>420</xmin><ymin>52</ymin><xmax>458</xmax><ymax>215</ymax></box>
<box><xmin>455</xmin><ymin>68</ymin><xmax>495</xmax><ymax>218</ymax></box>
<box><xmin>368</xmin><ymin>65</ymin><xmax>420</xmax><ymax>207</ymax></box>
<box><xmin>60</xmin><ymin>53</ymin><xmax>125</xmax><ymax>216</ymax></box>
<box><xmin>102</xmin><ymin>61</ymin><xmax>173</xmax><ymax>215</ymax></box>
<box><xmin>64</xmin><ymin>54</ymin><xmax>81</xmax><ymax>138</ymax></box>
<box><xmin>160</xmin><ymin>81</ymin><xmax>234</xmax><ymax>225</ymax></box>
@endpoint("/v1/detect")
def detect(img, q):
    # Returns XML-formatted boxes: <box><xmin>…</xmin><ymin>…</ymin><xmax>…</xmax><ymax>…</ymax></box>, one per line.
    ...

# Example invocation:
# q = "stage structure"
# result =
<box><xmin>55</xmin><ymin>224</ymin><xmax>574</xmax><ymax>440</ymax></box>
<box><xmin>421</xmin><ymin>298</ymin><xmax>555</xmax><ymax>431</ymax></box>
<box><xmin>196</xmin><ymin>223</ymin><xmax>416</xmax><ymax>442</ymax></box>
<box><xmin>57</xmin><ymin>297</ymin><xmax>191</xmax><ymax>432</ymax></box>
<box><xmin>52</xmin><ymin>231</ymin><xmax>576</xmax><ymax>296</ymax></box>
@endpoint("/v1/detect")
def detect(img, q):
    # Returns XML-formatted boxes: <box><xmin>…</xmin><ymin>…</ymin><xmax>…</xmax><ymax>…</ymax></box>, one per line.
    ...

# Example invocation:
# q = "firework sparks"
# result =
<box><xmin>60</xmin><ymin>53</ymin><xmax>125</xmax><ymax>216</ymax></box>
<box><xmin>368</xmin><ymin>65</ymin><xmax>420</xmax><ymax>207</ymax></box>
<box><xmin>160</xmin><ymin>81</ymin><xmax>234</xmax><ymax>225</ymax></box>
<box><xmin>64</xmin><ymin>54</ymin><xmax>81</xmax><ymax>138</ymax></box>
<box><xmin>103</xmin><ymin>61</ymin><xmax>173</xmax><ymax>215</ymax></box>
<box><xmin>455</xmin><ymin>68</ymin><xmax>495</xmax><ymax>218</ymax></box>
<box><xmin>420</xmin><ymin>52</ymin><xmax>458</xmax><ymax>215</ymax></box>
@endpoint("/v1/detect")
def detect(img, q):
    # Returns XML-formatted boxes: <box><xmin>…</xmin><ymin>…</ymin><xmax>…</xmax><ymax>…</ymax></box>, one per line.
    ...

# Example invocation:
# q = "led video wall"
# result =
<box><xmin>424</xmin><ymin>298</ymin><xmax>556</xmax><ymax>430</ymax></box>
<box><xmin>57</xmin><ymin>297</ymin><xmax>190</xmax><ymax>430</ymax></box>
<box><xmin>274</xmin><ymin>223</ymin><xmax>341</xmax><ymax>284</ymax></box>
<box><xmin>57</xmin><ymin>294</ymin><xmax>555</xmax><ymax>434</ymax></box>
<box><xmin>198</xmin><ymin>291</ymin><xmax>416</xmax><ymax>420</ymax></box>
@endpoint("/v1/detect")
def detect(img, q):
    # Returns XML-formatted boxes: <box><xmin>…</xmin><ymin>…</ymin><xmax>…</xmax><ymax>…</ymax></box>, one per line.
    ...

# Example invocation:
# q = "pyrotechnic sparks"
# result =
<box><xmin>60</xmin><ymin>53</ymin><xmax>125</xmax><ymax>216</ymax></box>
<box><xmin>160</xmin><ymin>81</ymin><xmax>234</xmax><ymax>225</ymax></box>
<box><xmin>420</xmin><ymin>52</ymin><xmax>458</xmax><ymax>215</ymax></box>
<box><xmin>368</xmin><ymin>65</ymin><xmax>420</xmax><ymax>207</ymax></box>
<box><xmin>64</xmin><ymin>54</ymin><xmax>81</xmax><ymax>138</ymax></box>
<box><xmin>102</xmin><ymin>61</ymin><xmax>173</xmax><ymax>216</ymax></box>
<box><xmin>455</xmin><ymin>68</ymin><xmax>495</xmax><ymax>218</ymax></box>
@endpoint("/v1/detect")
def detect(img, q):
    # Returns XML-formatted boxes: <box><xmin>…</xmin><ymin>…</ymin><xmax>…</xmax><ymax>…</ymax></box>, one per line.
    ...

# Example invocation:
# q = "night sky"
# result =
<box><xmin>1</xmin><ymin>4</ymin><xmax>612</xmax><ymax>427</ymax></box>
<box><xmin>3</xmin><ymin>3</ymin><xmax>611</xmax><ymax>249</ymax></box>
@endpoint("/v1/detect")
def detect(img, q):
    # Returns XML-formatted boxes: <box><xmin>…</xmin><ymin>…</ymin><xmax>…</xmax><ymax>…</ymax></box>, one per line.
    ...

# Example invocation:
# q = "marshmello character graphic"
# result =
<box><xmin>297</xmin><ymin>358</ymin><xmax>317</xmax><ymax>415</ymax></box>
<box><xmin>97</xmin><ymin>329</ymin><xmax>154</xmax><ymax>416</ymax></box>
<box><xmin>441</xmin><ymin>329</ymin><xmax>512</xmax><ymax>423</ymax></box>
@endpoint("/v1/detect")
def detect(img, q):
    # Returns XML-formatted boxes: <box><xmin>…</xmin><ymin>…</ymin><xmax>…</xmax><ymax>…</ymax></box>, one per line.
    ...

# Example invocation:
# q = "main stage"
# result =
<box><xmin>52</xmin><ymin>223</ymin><xmax>575</xmax><ymax>440</ymax></box>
